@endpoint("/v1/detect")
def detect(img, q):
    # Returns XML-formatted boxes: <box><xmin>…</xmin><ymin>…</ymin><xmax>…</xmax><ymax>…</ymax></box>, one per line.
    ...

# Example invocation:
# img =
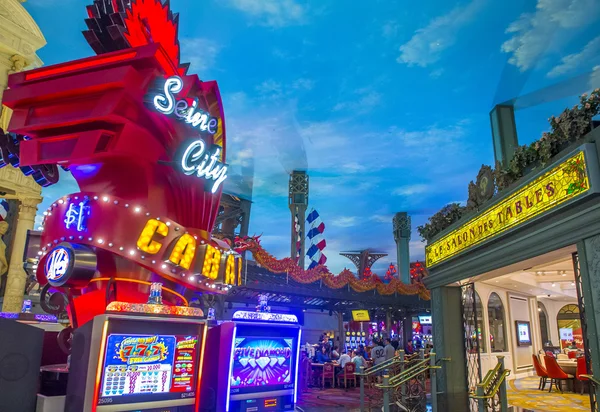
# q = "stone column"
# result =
<box><xmin>576</xmin><ymin>236</ymin><xmax>600</xmax><ymax>404</ymax></box>
<box><xmin>385</xmin><ymin>311</ymin><xmax>392</xmax><ymax>339</ymax></box>
<box><xmin>2</xmin><ymin>197</ymin><xmax>40</xmax><ymax>312</ymax></box>
<box><xmin>402</xmin><ymin>315</ymin><xmax>413</xmax><ymax>347</ymax></box>
<box><xmin>393</xmin><ymin>212</ymin><xmax>411</xmax><ymax>284</ymax></box>
<box><xmin>431</xmin><ymin>286</ymin><xmax>469</xmax><ymax>410</ymax></box>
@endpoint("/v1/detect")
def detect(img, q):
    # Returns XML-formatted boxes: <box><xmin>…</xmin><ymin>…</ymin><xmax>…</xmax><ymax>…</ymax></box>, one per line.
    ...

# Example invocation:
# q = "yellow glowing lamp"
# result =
<box><xmin>137</xmin><ymin>219</ymin><xmax>168</xmax><ymax>254</ymax></box>
<box><xmin>168</xmin><ymin>234</ymin><xmax>197</xmax><ymax>270</ymax></box>
<box><xmin>202</xmin><ymin>244</ymin><xmax>221</xmax><ymax>280</ymax></box>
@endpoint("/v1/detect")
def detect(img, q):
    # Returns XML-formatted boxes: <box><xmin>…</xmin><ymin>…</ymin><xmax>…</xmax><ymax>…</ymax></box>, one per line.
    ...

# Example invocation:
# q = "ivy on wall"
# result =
<box><xmin>418</xmin><ymin>89</ymin><xmax>600</xmax><ymax>243</ymax></box>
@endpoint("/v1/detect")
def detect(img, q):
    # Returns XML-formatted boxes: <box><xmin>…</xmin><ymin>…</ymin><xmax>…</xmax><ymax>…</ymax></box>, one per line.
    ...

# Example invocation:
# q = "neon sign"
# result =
<box><xmin>231</xmin><ymin>311</ymin><xmax>299</xmax><ymax>324</ymax></box>
<box><xmin>45</xmin><ymin>246</ymin><xmax>71</xmax><ymax>284</ymax></box>
<box><xmin>135</xmin><ymin>218</ymin><xmax>242</xmax><ymax>286</ymax></box>
<box><xmin>64</xmin><ymin>199</ymin><xmax>90</xmax><ymax>231</ymax></box>
<box><xmin>179</xmin><ymin>140</ymin><xmax>228</xmax><ymax>193</ymax></box>
<box><xmin>426</xmin><ymin>151</ymin><xmax>591</xmax><ymax>266</ymax></box>
<box><xmin>153</xmin><ymin>76</ymin><xmax>219</xmax><ymax>134</ymax></box>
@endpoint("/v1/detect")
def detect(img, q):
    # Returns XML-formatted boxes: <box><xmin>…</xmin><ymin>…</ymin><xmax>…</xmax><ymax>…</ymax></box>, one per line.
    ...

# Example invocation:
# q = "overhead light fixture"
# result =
<box><xmin>571</xmin><ymin>282</ymin><xmax>575</xmax><ymax>286</ymax></box>
<box><xmin>552</xmin><ymin>283</ymin><xmax>556</xmax><ymax>287</ymax></box>
<box><xmin>561</xmin><ymin>271</ymin><xmax>566</xmax><ymax>277</ymax></box>
<box><xmin>538</xmin><ymin>308</ymin><xmax>542</xmax><ymax>312</ymax></box>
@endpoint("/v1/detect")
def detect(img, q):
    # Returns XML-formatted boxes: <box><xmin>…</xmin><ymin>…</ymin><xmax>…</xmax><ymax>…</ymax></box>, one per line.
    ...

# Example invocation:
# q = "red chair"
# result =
<box><xmin>544</xmin><ymin>355</ymin><xmax>574</xmax><ymax>393</ymax></box>
<box><xmin>568</xmin><ymin>351</ymin><xmax>578</xmax><ymax>359</ymax></box>
<box><xmin>545</xmin><ymin>351</ymin><xmax>555</xmax><ymax>357</ymax></box>
<box><xmin>576</xmin><ymin>356</ymin><xmax>590</xmax><ymax>395</ymax></box>
<box><xmin>532</xmin><ymin>355</ymin><xmax>549</xmax><ymax>390</ymax></box>
<box><xmin>337</xmin><ymin>362</ymin><xmax>357</xmax><ymax>389</ymax></box>
<box><xmin>322</xmin><ymin>362</ymin><xmax>335</xmax><ymax>388</ymax></box>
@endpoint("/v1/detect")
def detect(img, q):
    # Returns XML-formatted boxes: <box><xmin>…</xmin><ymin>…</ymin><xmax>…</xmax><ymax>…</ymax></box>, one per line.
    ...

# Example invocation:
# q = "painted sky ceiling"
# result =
<box><xmin>25</xmin><ymin>0</ymin><xmax>600</xmax><ymax>275</ymax></box>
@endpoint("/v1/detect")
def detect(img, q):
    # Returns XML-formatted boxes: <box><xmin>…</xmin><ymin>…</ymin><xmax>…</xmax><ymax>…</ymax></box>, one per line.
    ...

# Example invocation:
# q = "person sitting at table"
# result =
<box><xmin>405</xmin><ymin>340</ymin><xmax>415</xmax><ymax>355</ymax></box>
<box><xmin>351</xmin><ymin>350</ymin><xmax>365</xmax><ymax>369</ymax></box>
<box><xmin>338</xmin><ymin>350</ymin><xmax>352</xmax><ymax>368</ymax></box>
<box><xmin>331</xmin><ymin>345</ymin><xmax>340</xmax><ymax>360</ymax></box>
<box><xmin>316</xmin><ymin>345</ymin><xmax>331</xmax><ymax>364</ymax></box>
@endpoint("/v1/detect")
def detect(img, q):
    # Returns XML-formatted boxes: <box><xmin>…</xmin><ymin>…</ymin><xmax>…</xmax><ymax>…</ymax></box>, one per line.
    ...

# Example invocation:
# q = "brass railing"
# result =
<box><xmin>356</xmin><ymin>350</ymin><xmax>449</xmax><ymax>412</ymax></box>
<box><xmin>469</xmin><ymin>356</ymin><xmax>511</xmax><ymax>412</ymax></box>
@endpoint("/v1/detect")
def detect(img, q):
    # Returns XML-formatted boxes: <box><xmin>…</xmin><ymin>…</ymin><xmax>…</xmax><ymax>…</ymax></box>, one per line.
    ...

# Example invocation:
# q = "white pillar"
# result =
<box><xmin>2</xmin><ymin>197</ymin><xmax>40</xmax><ymax>312</ymax></box>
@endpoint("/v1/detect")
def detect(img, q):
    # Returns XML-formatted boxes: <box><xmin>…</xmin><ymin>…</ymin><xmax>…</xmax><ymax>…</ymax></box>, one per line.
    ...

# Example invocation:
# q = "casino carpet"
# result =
<box><xmin>296</xmin><ymin>386</ymin><xmax>372</xmax><ymax>411</ymax></box>
<box><xmin>507</xmin><ymin>377</ymin><xmax>591</xmax><ymax>411</ymax></box>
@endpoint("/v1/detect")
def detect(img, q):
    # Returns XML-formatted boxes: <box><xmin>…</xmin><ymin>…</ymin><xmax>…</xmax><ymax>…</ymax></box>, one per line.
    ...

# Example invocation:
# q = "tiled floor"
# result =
<box><xmin>507</xmin><ymin>376</ymin><xmax>591</xmax><ymax>411</ymax></box>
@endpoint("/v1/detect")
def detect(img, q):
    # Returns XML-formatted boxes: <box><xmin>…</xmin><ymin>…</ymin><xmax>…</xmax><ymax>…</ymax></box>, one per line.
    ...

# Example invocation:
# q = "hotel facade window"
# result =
<box><xmin>465</xmin><ymin>291</ymin><xmax>486</xmax><ymax>353</ymax></box>
<box><xmin>487</xmin><ymin>293</ymin><xmax>507</xmax><ymax>352</ymax></box>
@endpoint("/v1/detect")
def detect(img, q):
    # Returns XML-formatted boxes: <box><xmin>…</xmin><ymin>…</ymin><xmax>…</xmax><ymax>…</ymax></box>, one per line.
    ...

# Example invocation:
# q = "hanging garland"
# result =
<box><xmin>233</xmin><ymin>236</ymin><xmax>430</xmax><ymax>300</ymax></box>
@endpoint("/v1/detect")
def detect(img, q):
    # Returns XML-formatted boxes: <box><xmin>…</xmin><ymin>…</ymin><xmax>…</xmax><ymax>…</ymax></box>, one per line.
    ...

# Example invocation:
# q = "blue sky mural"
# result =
<box><xmin>25</xmin><ymin>0</ymin><xmax>600</xmax><ymax>276</ymax></box>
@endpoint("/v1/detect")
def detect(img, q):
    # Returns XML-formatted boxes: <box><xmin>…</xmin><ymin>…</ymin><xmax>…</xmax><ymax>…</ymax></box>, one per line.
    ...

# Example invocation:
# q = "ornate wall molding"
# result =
<box><xmin>0</xmin><ymin>165</ymin><xmax>42</xmax><ymax>197</ymax></box>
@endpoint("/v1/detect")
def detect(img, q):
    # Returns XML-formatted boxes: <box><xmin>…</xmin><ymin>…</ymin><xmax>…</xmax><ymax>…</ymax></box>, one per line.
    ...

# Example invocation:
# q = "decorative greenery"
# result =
<box><xmin>417</xmin><ymin>202</ymin><xmax>466</xmax><ymax>242</ymax></box>
<box><xmin>418</xmin><ymin>89</ymin><xmax>600</xmax><ymax>243</ymax></box>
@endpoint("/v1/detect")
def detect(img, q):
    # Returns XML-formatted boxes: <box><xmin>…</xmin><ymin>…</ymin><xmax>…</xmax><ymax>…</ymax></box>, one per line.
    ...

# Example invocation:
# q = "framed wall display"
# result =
<box><xmin>515</xmin><ymin>320</ymin><xmax>532</xmax><ymax>346</ymax></box>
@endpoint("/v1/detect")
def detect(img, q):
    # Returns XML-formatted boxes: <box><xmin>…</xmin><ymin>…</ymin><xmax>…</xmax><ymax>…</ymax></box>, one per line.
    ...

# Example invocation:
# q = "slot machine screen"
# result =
<box><xmin>229</xmin><ymin>325</ymin><xmax>299</xmax><ymax>399</ymax></box>
<box><xmin>96</xmin><ymin>318</ymin><xmax>205</xmax><ymax>408</ymax></box>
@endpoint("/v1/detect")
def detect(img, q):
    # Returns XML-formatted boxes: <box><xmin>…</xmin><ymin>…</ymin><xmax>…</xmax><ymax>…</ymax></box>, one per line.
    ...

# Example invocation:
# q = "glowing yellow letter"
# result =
<box><xmin>202</xmin><ymin>245</ymin><xmax>221</xmax><ymax>280</ymax></box>
<box><xmin>137</xmin><ymin>219</ymin><xmax>169</xmax><ymax>254</ymax></box>
<box><xmin>168</xmin><ymin>234</ymin><xmax>197</xmax><ymax>270</ymax></box>
<box><xmin>224</xmin><ymin>254</ymin><xmax>236</xmax><ymax>285</ymax></box>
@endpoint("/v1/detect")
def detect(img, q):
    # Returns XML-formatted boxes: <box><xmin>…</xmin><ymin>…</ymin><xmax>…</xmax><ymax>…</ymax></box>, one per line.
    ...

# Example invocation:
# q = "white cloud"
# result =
<box><xmin>331</xmin><ymin>216</ymin><xmax>358</xmax><ymax>228</ymax></box>
<box><xmin>430</xmin><ymin>68</ymin><xmax>444</xmax><ymax>78</ymax></box>
<box><xmin>223</xmin><ymin>0</ymin><xmax>306</xmax><ymax>27</ymax></box>
<box><xmin>502</xmin><ymin>0</ymin><xmax>600</xmax><ymax>72</ymax></box>
<box><xmin>547</xmin><ymin>36</ymin><xmax>600</xmax><ymax>78</ymax></box>
<box><xmin>342</xmin><ymin>162</ymin><xmax>366</xmax><ymax>173</ymax></box>
<box><xmin>230</xmin><ymin>148</ymin><xmax>254</xmax><ymax>167</ymax></box>
<box><xmin>393</xmin><ymin>184</ymin><xmax>430</xmax><ymax>196</ymax></box>
<box><xmin>180</xmin><ymin>38</ymin><xmax>220</xmax><ymax>74</ymax></box>
<box><xmin>396</xmin><ymin>121</ymin><xmax>468</xmax><ymax>147</ymax></box>
<box><xmin>333</xmin><ymin>88</ymin><xmax>382</xmax><ymax>113</ymax></box>
<box><xmin>397</xmin><ymin>0</ymin><xmax>485</xmax><ymax>67</ymax></box>
<box><xmin>370</xmin><ymin>214</ymin><xmax>393</xmax><ymax>223</ymax></box>
<box><xmin>409</xmin><ymin>240</ymin><xmax>426</xmax><ymax>261</ymax></box>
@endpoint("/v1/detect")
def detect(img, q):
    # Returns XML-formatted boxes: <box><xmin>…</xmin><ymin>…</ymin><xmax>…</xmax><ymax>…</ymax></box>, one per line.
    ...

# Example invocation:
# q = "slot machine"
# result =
<box><xmin>65</xmin><ymin>302</ymin><xmax>207</xmax><ymax>412</ymax></box>
<box><xmin>201</xmin><ymin>309</ymin><xmax>302</xmax><ymax>412</ymax></box>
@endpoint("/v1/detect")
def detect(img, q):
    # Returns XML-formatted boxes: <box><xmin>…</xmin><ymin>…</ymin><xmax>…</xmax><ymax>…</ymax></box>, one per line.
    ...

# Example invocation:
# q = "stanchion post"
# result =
<box><xmin>383</xmin><ymin>373</ymin><xmax>390</xmax><ymax>412</ymax></box>
<box><xmin>359</xmin><ymin>365</ymin><xmax>365</xmax><ymax>412</ymax></box>
<box><xmin>430</xmin><ymin>352</ymin><xmax>437</xmax><ymax>412</ymax></box>
<box><xmin>399</xmin><ymin>349</ymin><xmax>406</xmax><ymax>400</ymax></box>
<box><xmin>498</xmin><ymin>356</ymin><xmax>508</xmax><ymax>412</ymax></box>
<box><xmin>420</xmin><ymin>348</ymin><xmax>425</xmax><ymax>359</ymax></box>
<box><xmin>476</xmin><ymin>384</ymin><xmax>485</xmax><ymax>412</ymax></box>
